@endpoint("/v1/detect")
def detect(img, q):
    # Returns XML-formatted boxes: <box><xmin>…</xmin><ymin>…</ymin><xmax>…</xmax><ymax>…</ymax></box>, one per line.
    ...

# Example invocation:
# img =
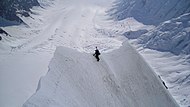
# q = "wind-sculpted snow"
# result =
<box><xmin>23</xmin><ymin>42</ymin><xmax>179</xmax><ymax>107</ymax></box>
<box><xmin>138</xmin><ymin>13</ymin><xmax>190</xmax><ymax>55</ymax></box>
<box><xmin>109</xmin><ymin>0</ymin><xmax>190</xmax><ymax>25</ymax></box>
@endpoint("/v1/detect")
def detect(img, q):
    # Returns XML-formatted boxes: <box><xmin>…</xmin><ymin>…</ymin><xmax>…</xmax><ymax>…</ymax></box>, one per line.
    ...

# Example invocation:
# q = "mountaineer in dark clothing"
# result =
<box><xmin>93</xmin><ymin>47</ymin><xmax>100</xmax><ymax>61</ymax></box>
<box><xmin>158</xmin><ymin>75</ymin><xmax>168</xmax><ymax>89</ymax></box>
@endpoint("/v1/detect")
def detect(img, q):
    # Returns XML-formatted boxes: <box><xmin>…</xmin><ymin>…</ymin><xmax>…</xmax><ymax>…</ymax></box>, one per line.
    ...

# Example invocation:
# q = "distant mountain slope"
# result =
<box><xmin>138</xmin><ymin>13</ymin><xmax>190</xmax><ymax>55</ymax></box>
<box><xmin>0</xmin><ymin>0</ymin><xmax>40</xmax><ymax>24</ymax></box>
<box><xmin>110</xmin><ymin>0</ymin><xmax>190</xmax><ymax>55</ymax></box>
<box><xmin>109</xmin><ymin>0</ymin><xmax>190</xmax><ymax>25</ymax></box>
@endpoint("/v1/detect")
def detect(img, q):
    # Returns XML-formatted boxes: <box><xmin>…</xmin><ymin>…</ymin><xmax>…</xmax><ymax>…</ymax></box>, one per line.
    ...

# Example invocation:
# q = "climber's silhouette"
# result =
<box><xmin>93</xmin><ymin>47</ymin><xmax>100</xmax><ymax>61</ymax></box>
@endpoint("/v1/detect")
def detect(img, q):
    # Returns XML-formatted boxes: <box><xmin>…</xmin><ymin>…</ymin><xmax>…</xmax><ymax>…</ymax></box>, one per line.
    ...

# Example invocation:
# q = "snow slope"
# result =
<box><xmin>23</xmin><ymin>42</ymin><xmax>179</xmax><ymax>107</ymax></box>
<box><xmin>133</xmin><ymin>47</ymin><xmax>190</xmax><ymax>107</ymax></box>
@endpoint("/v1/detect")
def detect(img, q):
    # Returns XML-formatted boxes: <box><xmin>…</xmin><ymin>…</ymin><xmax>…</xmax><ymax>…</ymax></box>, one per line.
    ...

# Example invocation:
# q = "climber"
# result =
<box><xmin>93</xmin><ymin>47</ymin><xmax>101</xmax><ymax>61</ymax></box>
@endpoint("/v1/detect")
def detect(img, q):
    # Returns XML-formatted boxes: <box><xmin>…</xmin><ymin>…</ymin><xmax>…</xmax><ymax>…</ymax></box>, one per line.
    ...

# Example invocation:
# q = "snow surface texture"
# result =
<box><xmin>138</xmin><ymin>13</ymin><xmax>190</xmax><ymax>55</ymax></box>
<box><xmin>109</xmin><ymin>0</ymin><xmax>190</xmax><ymax>25</ymax></box>
<box><xmin>23</xmin><ymin>42</ymin><xmax>179</xmax><ymax>107</ymax></box>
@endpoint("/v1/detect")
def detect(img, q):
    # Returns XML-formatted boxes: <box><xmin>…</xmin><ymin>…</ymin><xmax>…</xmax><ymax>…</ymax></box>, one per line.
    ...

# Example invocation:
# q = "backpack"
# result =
<box><xmin>95</xmin><ymin>50</ymin><xmax>100</xmax><ymax>55</ymax></box>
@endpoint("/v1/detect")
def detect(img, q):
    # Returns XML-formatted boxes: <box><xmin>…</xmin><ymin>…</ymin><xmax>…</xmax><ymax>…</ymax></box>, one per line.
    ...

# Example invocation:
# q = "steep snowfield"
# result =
<box><xmin>23</xmin><ymin>42</ymin><xmax>178</xmax><ymax>107</ymax></box>
<box><xmin>109</xmin><ymin>0</ymin><xmax>190</xmax><ymax>25</ymax></box>
<box><xmin>132</xmin><ymin>47</ymin><xmax>190</xmax><ymax>107</ymax></box>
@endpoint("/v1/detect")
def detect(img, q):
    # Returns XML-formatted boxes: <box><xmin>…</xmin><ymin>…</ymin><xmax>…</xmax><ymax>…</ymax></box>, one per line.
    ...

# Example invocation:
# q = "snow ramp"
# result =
<box><xmin>23</xmin><ymin>41</ymin><xmax>179</xmax><ymax>107</ymax></box>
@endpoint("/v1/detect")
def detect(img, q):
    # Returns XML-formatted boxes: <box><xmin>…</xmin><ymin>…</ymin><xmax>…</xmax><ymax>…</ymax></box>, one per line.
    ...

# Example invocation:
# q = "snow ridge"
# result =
<box><xmin>23</xmin><ymin>42</ymin><xmax>179</xmax><ymax>107</ymax></box>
